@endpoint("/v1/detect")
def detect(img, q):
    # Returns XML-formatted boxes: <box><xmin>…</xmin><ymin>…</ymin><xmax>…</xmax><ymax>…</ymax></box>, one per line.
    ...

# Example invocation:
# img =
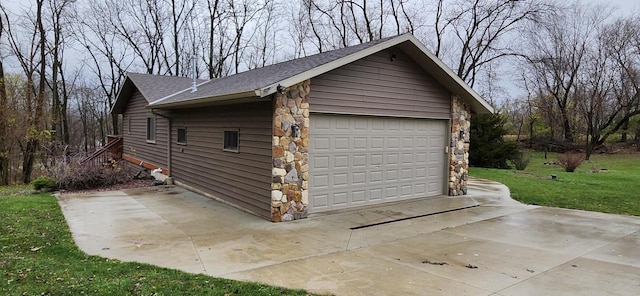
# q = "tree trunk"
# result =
<box><xmin>22</xmin><ymin>0</ymin><xmax>48</xmax><ymax>184</ymax></box>
<box><xmin>22</xmin><ymin>140</ymin><xmax>37</xmax><ymax>184</ymax></box>
<box><xmin>561</xmin><ymin>111</ymin><xmax>573</xmax><ymax>142</ymax></box>
<box><xmin>0</xmin><ymin>44</ymin><xmax>8</xmax><ymax>185</ymax></box>
<box><xmin>620</xmin><ymin>119</ymin><xmax>629</xmax><ymax>142</ymax></box>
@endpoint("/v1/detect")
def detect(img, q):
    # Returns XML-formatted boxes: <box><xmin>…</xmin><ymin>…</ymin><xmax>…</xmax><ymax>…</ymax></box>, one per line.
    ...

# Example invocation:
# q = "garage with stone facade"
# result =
<box><xmin>113</xmin><ymin>33</ymin><xmax>491</xmax><ymax>222</ymax></box>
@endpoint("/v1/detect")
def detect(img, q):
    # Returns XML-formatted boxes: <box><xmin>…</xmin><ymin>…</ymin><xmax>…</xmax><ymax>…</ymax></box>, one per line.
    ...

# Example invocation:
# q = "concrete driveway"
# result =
<box><xmin>57</xmin><ymin>179</ymin><xmax>640</xmax><ymax>296</ymax></box>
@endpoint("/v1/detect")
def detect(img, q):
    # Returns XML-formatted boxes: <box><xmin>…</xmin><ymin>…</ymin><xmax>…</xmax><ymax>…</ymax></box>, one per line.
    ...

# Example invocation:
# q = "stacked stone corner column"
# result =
<box><xmin>271</xmin><ymin>80</ymin><xmax>311</xmax><ymax>222</ymax></box>
<box><xmin>449</xmin><ymin>96</ymin><xmax>471</xmax><ymax>196</ymax></box>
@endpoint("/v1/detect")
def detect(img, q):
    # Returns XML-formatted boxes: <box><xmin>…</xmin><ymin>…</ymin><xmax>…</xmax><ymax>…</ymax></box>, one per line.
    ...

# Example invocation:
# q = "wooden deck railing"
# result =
<box><xmin>82</xmin><ymin>135</ymin><xmax>123</xmax><ymax>167</ymax></box>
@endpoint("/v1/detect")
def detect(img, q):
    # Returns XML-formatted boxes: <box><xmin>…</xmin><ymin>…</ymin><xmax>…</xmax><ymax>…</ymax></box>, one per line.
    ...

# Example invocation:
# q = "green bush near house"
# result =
<box><xmin>469</xmin><ymin>152</ymin><xmax>640</xmax><ymax>216</ymax></box>
<box><xmin>0</xmin><ymin>188</ymin><xmax>313</xmax><ymax>296</ymax></box>
<box><xmin>30</xmin><ymin>176</ymin><xmax>57</xmax><ymax>192</ymax></box>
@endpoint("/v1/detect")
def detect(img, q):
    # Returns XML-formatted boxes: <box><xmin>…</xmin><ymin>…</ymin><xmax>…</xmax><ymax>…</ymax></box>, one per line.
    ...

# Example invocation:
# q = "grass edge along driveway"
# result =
<box><xmin>470</xmin><ymin>152</ymin><xmax>640</xmax><ymax>216</ymax></box>
<box><xmin>0</xmin><ymin>187</ymin><xmax>314</xmax><ymax>296</ymax></box>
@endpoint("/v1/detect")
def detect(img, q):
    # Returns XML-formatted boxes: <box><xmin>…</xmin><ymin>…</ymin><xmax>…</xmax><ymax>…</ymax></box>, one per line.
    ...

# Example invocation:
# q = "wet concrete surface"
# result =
<box><xmin>57</xmin><ymin>179</ymin><xmax>640</xmax><ymax>295</ymax></box>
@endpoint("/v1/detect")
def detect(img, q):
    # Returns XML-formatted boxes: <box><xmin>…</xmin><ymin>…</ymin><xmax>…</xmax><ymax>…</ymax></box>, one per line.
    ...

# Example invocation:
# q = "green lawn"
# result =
<box><xmin>469</xmin><ymin>152</ymin><xmax>640</xmax><ymax>216</ymax></box>
<box><xmin>0</xmin><ymin>187</ymin><xmax>312</xmax><ymax>296</ymax></box>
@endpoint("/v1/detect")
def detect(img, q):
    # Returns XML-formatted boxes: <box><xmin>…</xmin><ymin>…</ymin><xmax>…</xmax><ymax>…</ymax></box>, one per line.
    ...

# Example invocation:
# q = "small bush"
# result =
<box><xmin>31</xmin><ymin>176</ymin><xmax>58</xmax><ymax>192</ymax></box>
<box><xmin>557</xmin><ymin>151</ymin><xmax>586</xmax><ymax>172</ymax></box>
<box><xmin>510</xmin><ymin>152</ymin><xmax>531</xmax><ymax>170</ymax></box>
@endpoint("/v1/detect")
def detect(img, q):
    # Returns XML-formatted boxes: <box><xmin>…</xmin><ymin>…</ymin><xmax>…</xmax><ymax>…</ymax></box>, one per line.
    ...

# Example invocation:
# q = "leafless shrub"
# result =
<box><xmin>557</xmin><ymin>151</ymin><xmax>586</xmax><ymax>172</ymax></box>
<box><xmin>45</xmin><ymin>155</ymin><xmax>131</xmax><ymax>190</ymax></box>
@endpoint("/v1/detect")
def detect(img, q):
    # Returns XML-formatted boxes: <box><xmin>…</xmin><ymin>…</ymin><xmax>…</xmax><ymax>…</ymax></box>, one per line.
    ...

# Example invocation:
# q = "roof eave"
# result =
<box><xmin>256</xmin><ymin>34</ymin><xmax>494</xmax><ymax>115</ymax></box>
<box><xmin>148</xmin><ymin>90</ymin><xmax>263</xmax><ymax>109</ymax></box>
<box><xmin>111</xmin><ymin>76</ymin><xmax>134</xmax><ymax>114</ymax></box>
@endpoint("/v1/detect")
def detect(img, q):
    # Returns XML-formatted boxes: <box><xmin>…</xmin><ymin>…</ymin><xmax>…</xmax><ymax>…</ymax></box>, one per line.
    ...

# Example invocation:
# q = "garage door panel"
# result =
<box><xmin>335</xmin><ymin>137</ymin><xmax>350</xmax><ymax>150</ymax></box>
<box><xmin>312</xmin><ymin>155</ymin><xmax>330</xmax><ymax>169</ymax></box>
<box><xmin>370</xmin><ymin>189</ymin><xmax>382</xmax><ymax>201</ymax></box>
<box><xmin>386</xmin><ymin>153</ymin><xmax>399</xmax><ymax>165</ymax></box>
<box><xmin>353</xmin><ymin>172</ymin><xmax>366</xmax><ymax>185</ymax></box>
<box><xmin>334</xmin><ymin>155</ymin><xmax>349</xmax><ymax>168</ymax></box>
<box><xmin>354</xmin><ymin>137</ymin><xmax>367</xmax><ymax>149</ymax></box>
<box><xmin>371</xmin><ymin>137</ymin><xmax>384</xmax><ymax>149</ymax></box>
<box><xmin>386</xmin><ymin>169</ymin><xmax>398</xmax><ymax>181</ymax></box>
<box><xmin>353</xmin><ymin>190</ymin><xmax>366</xmax><ymax>203</ymax></box>
<box><xmin>416</xmin><ymin>152</ymin><xmax>427</xmax><ymax>164</ymax></box>
<box><xmin>371</xmin><ymin>154</ymin><xmax>384</xmax><ymax>166</ymax></box>
<box><xmin>388</xmin><ymin>137</ymin><xmax>400</xmax><ymax>149</ymax></box>
<box><xmin>314</xmin><ymin>137</ymin><xmax>331</xmax><ymax>150</ymax></box>
<box><xmin>353</xmin><ymin>154</ymin><xmax>367</xmax><ymax>167</ymax></box>
<box><xmin>309</xmin><ymin>115</ymin><xmax>446</xmax><ymax>212</ymax></box>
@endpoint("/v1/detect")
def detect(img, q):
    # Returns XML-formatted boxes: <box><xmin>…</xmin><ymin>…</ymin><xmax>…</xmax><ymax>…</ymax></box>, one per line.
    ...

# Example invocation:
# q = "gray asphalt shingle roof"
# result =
<box><xmin>127</xmin><ymin>73</ymin><xmax>206</xmax><ymax>103</ymax></box>
<box><xmin>112</xmin><ymin>33</ymin><xmax>494</xmax><ymax>115</ymax></box>
<box><xmin>149</xmin><ymin>35</ymin><xmax>398</xmax><ymax>106</ymax></box>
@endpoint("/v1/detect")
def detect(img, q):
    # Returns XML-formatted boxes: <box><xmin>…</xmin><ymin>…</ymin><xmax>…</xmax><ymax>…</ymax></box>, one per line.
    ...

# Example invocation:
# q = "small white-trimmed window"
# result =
<box><xmin>223</xmin><ymin>129</ymin><xmax>239</xmax><ymax>152</ymax></box>
<box><xmin>177</xmin><ymin>127</ymin><xmax>187</xmax><ymax>145</ymax></box>
<box><xmin>146</xmin><ymin>116</ymin><xmax>156</xmax><ymax>143</ymax></box>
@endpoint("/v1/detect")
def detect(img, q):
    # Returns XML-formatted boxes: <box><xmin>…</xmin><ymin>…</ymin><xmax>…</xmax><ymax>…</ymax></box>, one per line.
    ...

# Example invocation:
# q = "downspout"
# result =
<box><xmin>151</xmin><ymin>109</ymin><xmax>171</xmax><ymax>178</ymax></box>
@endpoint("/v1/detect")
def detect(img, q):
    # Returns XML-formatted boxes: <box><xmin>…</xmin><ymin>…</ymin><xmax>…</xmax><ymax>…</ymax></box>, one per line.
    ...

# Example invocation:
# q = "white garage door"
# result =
<box><xmin>309</xmin><ymin>114</ymin><xmax>447</xmax><ymax>213</ymax></box>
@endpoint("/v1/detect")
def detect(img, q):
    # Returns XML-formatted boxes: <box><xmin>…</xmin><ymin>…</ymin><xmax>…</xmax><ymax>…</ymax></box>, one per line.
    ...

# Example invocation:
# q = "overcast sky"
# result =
<box><xmin>2</xmin><ymin>0</ymin><xmax>639</xmax><ymax>105</ymax></box>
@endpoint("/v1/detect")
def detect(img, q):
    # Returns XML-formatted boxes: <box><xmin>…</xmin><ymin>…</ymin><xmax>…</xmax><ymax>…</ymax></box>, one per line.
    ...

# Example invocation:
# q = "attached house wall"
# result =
<box><xmin>170</xmin><ymin>101</ymin><xmax>273</xmax><ymax>219</ymax></box>
<box><xmin>122</xmin><ymin>89</ymin><xmax>168</xmax><ymax>169</ymax></box>
<box><xmin>312</xmin><ymin>49</ymin><xmax>451</xmax><ymax>119</ymax></box>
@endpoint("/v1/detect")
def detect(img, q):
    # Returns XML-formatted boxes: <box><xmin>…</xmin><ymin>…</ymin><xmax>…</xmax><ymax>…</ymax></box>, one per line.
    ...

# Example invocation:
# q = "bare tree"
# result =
<box><xmin>438</xmin><ymin>0</ymin><xmax>549</xmax><ymax>87</ymax></box>
<box><xmin>0</xmin><ymin>12</ymin><xmax>9</xmax><ymax>185</ymax></box>
<box><xmin>524</xmin><ymin>2</ymin><xmax>607</xmax><ymax>142</ymax></box>
<box><xmin>577</xmin><ymin>18</ymin><xmax>640</xmax><ymax>158</ymax></box>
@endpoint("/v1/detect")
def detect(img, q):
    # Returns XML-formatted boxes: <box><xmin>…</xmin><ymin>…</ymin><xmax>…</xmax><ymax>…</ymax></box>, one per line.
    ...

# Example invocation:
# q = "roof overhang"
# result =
<box><xmin>259</xmin><ymin>34</ymin><xmax>494</xmax><ymax>115</ymax></box>
<box><xmin>111</xmin><ymin>76</ymin><xmax>135</xmax><ymax>114</ymax></box>
<box><xmin>147</xmin><ymin>90</ymin><xmax>264</xmax><ymax>109</ymax></box>
<box><xmin>142</xmin><ymin>34</ymin><xmax>493</xmax><ymax>114</ymax></box>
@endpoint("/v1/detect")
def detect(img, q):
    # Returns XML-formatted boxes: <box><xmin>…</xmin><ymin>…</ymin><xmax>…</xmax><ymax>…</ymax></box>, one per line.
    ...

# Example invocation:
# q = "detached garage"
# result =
<box><xmin>112</xmin><ymin>33</ymin><xmax>493</xmax><ymax>222</ymax></box>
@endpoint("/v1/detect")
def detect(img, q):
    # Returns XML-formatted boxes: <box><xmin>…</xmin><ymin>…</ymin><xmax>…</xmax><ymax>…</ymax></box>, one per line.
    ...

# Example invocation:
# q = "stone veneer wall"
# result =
<box><xmin>449</xmin><ymin>96</ymin><xmax>471</xmax><ymax>196</ymax></box>
<box><xmin>270</xmin><ymin>80</ymin><xmax>311</xmax><ymax>222</ymax></box>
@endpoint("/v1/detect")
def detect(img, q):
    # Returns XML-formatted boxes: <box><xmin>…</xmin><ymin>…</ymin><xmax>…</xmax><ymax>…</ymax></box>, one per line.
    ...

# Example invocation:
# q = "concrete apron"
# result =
<box><xmin>57</xmin><ymin>179</ymin><xmax>640</xmax><ymax>296</ymax></box>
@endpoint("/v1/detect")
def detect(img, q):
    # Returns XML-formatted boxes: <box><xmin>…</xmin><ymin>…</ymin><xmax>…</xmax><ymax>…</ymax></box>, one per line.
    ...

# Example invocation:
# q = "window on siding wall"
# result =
<box><xmin>177</xmin><ymin>127</ymin><xmax>187</xmax><ymax>145</ymax></box>
<box><xmin>146</xmin><ymin>116</ymin><xmax>156</xmax><ymax>143</ymax></box>
<box><xmin>223</xmin><ymin>130</ymin><xmax>239</xmax><ymax>152</ymax></box>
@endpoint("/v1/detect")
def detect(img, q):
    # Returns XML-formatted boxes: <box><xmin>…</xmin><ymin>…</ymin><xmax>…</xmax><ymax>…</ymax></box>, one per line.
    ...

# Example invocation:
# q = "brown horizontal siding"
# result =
<box><xmin>311</xmin><ymin>48</ymin><xmax>451</xmax><ymax>118</ymax></box>
<box><xmin>122</xmin><ymin>89</ymin><xmax>168</xmax><ymax>168</ymax></box>
<box><xmin>170</xmin><ymin>101</ymin><xmax>272</xmax><ymax>219</ymax></box>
